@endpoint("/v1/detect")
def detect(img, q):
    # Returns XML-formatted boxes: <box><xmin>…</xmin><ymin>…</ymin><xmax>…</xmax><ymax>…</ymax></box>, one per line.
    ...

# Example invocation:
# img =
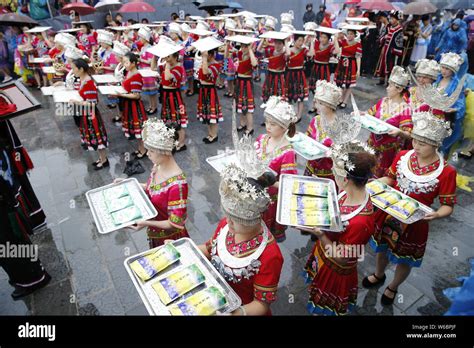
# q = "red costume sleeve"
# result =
<box><xmin>438</xmin><ymin>166</ymin><xmax>457</xmax><ymax>206</ymax></box>
<box><xmin>253</xmin><ymin>243</ymin><xmax>283</xmax><ymax>304</ymax></box>
<box><xmin>167</xmin><ymin>182</ymin><xmax>188</xmax><ymax>229</ymax></box>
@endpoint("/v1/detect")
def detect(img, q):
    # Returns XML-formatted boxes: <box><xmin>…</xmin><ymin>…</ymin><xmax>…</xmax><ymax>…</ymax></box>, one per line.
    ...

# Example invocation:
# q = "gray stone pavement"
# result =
<box><xmin>1</xmin><ymin>74</ymin><xmax>473</xmax><ymax>316</ymax></box>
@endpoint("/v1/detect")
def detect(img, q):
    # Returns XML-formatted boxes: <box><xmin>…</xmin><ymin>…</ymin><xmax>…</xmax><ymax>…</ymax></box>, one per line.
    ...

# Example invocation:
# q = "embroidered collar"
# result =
<box><xmin>261</xmin><ymin>135</ymin><xmax>293</xmax><ymax>160</ymax></box>
<box><xmin>149</xmin><ymin>173</ymin><xmax>186</xmax><ymax>192</ymax></box>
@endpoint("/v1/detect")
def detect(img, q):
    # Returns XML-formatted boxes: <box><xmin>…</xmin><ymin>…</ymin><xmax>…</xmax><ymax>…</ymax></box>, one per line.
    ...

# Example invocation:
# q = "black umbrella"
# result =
<box><xmin>198</xmin><ymin>0</ymin><xmax>229</xmax><ymax>11</ymax></box>
<box><xmin>0</xmin><ymin>13</ymin><xmax>39</xmax><ymax>27</ymax></box>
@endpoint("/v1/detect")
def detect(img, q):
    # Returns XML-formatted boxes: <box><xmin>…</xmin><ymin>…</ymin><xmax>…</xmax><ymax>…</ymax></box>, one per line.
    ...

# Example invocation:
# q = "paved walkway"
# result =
<box><xmin>1</xmin><ymin>75</ymin><xmax>473</xmax><ymax>315</ymax></box>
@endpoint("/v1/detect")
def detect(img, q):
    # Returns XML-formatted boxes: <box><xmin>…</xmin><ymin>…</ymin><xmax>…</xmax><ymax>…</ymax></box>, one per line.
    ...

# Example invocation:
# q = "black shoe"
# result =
<box><xmin>381</xmin><ymin>286</ymin><xmax>397</xmax><ymax>306</ymax></box>
<box><xmin>362</xmin><ymin>273</ymin><xmax>386</xmax><ymax>288</ymax></box>
<box><xmin>146</xmin><ymin>108</ymin><xmax>157</xmax><ymax>115</ymax></box>
<box><xmin>308</xmin><ymin>109</ymin><xmax>316</xmax><ymax>114</ymax></box>
<box><xmin>237</xmin><ymin>125</ymin><xmax>246</xmax><ymax>132</ymax></box>
<box><xmin>459</xmin><ymin>151</ymin><xmax>473</xmax><ymax>159</ymax></box>
<box><xmin>133</xmin><ymin>150</ymin><xmax>148</xmax><ymax>159</ymax></box>
<box><xmin>11</xmin><ymin>273</ymin><xmax>51</xmax><ymax>300</ymax></box>
<box><xmin>295</xmin><ymin>118</ymin><xmax>302</xmax><ymax>124</ymax></box>
<box><xmin>93</xmin><ymin>159</ymin><xmax>110</xmax><ymax>170</ymax></box>
<box><xmin>91</xmin><ymin>159</ymin><xmax>101</xmax><ymax>167</ymax></box>
<box><xmin>81</xmin><ymin>143</ymin><xmax>88</xmax><ymax>150</ymax></box>
<box><xmin>244</xmin><ymin>129</ymin><xmax>254</xmax><ymax>136</ymax></box>
<box><xmin>203</xmin><ymin>136</ymin><xmax>218</xmax><ymax>144</ymax></box>
<box><xmin>175</xmin><ymin>144</ymin><xmax>187</xmax><ymax>152</ymax></box>
<box><xmin>376</xmin><ymin>80</ymin><xmax>385</xmax><ymax>86</ymax></box>
<box><xmin>260</xmin><ymin>122</ymin><xmax>266</xmax><ymax>126</ymax></box>
<box><xmin>107</xmin><ymin>104</ymin><xmax>117</xmax><ymax>109</ymax></box>
<box><xmin>339</xmin><ymin>103</ymin><xmax>347</xmax><ymax>109</ymax></box>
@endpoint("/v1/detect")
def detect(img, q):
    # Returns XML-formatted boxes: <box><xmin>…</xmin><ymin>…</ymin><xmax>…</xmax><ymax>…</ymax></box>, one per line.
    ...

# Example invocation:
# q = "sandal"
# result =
<box><xmin>381</xmin><ymin>286</ymin><xmax>397</xmax><ymax>306</ymax></box>
<box><xmin>362</xmin><ymin>273</ymin><xmax>386</xmax><ymax>288</ymax></box>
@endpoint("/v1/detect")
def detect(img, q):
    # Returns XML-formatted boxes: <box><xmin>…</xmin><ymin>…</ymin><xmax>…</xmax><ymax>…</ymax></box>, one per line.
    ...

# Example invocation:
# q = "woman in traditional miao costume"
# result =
<box><xmin>222</xmin><ymin>19</ymin><xmax>237</xmax><ymax>98</ymax></box>
<box><xmin>197</xmin><ymin>46</ymin><xmax>223</xmax><ymax>144</ymax></box>
<box><xmin>303</xmin><ymin>142</ymin><xmax>376</xmax><ymax>315</ymax></box>
<box><xmin>334</xmin><ymin>28</ymin><xmax>362</xmax><ymax>109</ymax></box>
<box><xmin>128</xmin><ymin>119</ymin><xmax>189</xmax><ymax>248</ymax></box>
<box><xmin>181</xmin><ymin>23</ymin><xmax>196</xmax><ymax>96</ymax></box>
<box><xmin>167</xmin><ymin>22</ymin><xmax>187</xmax><ymax>93</ymax></box>
<box><xmin>76</xmin><ymin>22</ymin><xmax>97</xmax><ymax>57</ymax></box>
<box><xmin>257</xmin><ymin>33</ymin><xmax>288</xmax><ymax>105</ymax></box>
<box><xmin>406</xmin><ymin>59</ymin><xmax>441</xmax><ymax>114</ymax></box>
<box><xmin>70</xmin><ymin>58</ymin><xmax>109</xmax><ymax>170</ymax></box>
<box><xmin>30</xmin><ymin>30</ymin><xmax>52</xmax><ymax>88</ymax></box>
<box><xmin>214</xmin><ymin>19</ymin><xmax>227</xmax><ymax>90</ymax></box>
<box><xmin>364</xmin><ymin>110</ymin><xmax>457</xmax><ymax>306</ymax></box>
<box><xmin>366</xmin><ymin>66</ymin><xmax>413</xmax><ymax>178</ymax></box>
<box><xmin>159</xmin><ymin>41</ymin><xmax>188</xmax><ymax>152</ymax></box>
<box><xmin>111</xmin><ymin>41</ymin><xmax>131</xmax><ymax>125</ymax></box>
<box><xmin>256</xmin><ymin>97</ymin><xmax>298</xmax><ymax>242</ymax></box>
<box><xmin>307</xmin><ymin>30</ymin><xmax>340</xmax><ymax>113</ymax></box>
<box><xmin>258</xmin><ymin>16</ymin><xmax>279</xmax><ymax>83</ymax></box>
<box><xmin>96</xmin><ymin>30</ymin><xmax>119</xmax><ymax>110</ymax></box>
<box><xmin>234</xmin><ymin>38</ymin><xmax>259</xmax><ymax>136</ymax></box>
<box><xmin>198</xmin><ymin>164</ymin><xmax>284</xmax><ymax>315</ymax></box>
<box><xmin>115</xmin><ymin>52</ymin><xmax>148</xmax><ymax>158</ymax></box>
<box><xmin>242</xmin><ymin>17</ymin><xmax>262</xmax><ymax>83</ymax></box>
<box><xmin>434</xmin><ymin>52</ymin><xmax>466</xmax><ymax>156</ymax></box>
<box><xmin>285</xmin><ymin>33</ymin><xmax>310</xmax><ymax>122</ymax></box>
<box><xmin>304</xmin><ymin>80</ymin><xmax>342</xmax><ymax>182</ymax></box>
<box><xmin>47</xmin><ymin>33</ymin><xmax>75</xmax><ymax>84</ymax></box>
<box><xmin>14</xmin><ymin>26</ymin><xmax>35</xmax><ymax>86</ymax></box>
<box><xmin>137</xmin><ymin>27</ymin><xmax>159</xmax><ymax>115</ymax></box>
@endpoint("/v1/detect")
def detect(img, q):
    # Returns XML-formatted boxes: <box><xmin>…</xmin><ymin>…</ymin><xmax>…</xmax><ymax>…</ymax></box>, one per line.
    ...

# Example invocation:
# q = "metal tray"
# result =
<box><xmin>206</xmin><ymin>150</ymin><xmax>239</xmax><ymax>173</ymax></box>
<box><xmin>277</xmin><ymin>174</ymin><xmax>344</xmax><ymax>232</ymax></box>
<box><xmin>287</xmin><ymin>132</ymin><xmax>329</xmax><ymax>161</ymax></box>
<box><xmin>86</xmin><ymin>178</ymin><xmax>158</xmax><ymax>234</ymax></box>
<box><xmin>124</xmin><ymin>238</ymin><xmax>242</xmax><ymax>315</ymax></box>
<box><xmin>357</xmin><ymin>113</ymin><xmax>400</xmax><ymax>135</ymax></box>
<box><xmin>92</xmin><ymin>74</ymin><xmax>119</xmax><ymax>84</ymax></box>
<box><xmin>53</xmin><ymin>90</ymin><xmax>82</xmax><ymax>103</ymax></box>
<box><xmin>98</xmin><ymin>85</ymin><xmax>127</xmax><ymax>95</ymax></box>
<box><xmin>367</xmin><ymin>180</ymin><xmax>434</xmax><ymax>224</ymax></box>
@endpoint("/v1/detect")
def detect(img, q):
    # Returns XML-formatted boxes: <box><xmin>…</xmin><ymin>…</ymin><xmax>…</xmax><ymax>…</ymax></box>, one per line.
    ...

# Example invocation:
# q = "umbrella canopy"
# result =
<box><xmin>444</xmin><ymin>0</ymin><xmax>474</xmax><ymax>10</ymax></box>
<box><xmin>198</xmin><ymin>0</ymin><xmax>229</xmax><ymax>11</ymax></box>
<box><xmin>118</xmin><ymin>1</ymin><xmax>156</xmax><ymax>13</ymax></box>
<box><xmin>95</xmin><ymin>0</ymin><xmax>123</xmax><ymax>12</ymax></box>
<box><xmin>404</xmin><ymin>1</ymin><xmax>438</xmax><ymax>15</ymax></box>
<box><xmin>390</xmin><ymin>2</ymin><xmax>407</xmax><ymax>12</ymax></box>
<box><xmin>60</xmin><ymin>2</ymin><xmax>96</xmax><ymax>16</ymax></box>
<box><xmin>345</xmin><ymin>0</ymin><xmax>361</xmax><ymax>5</ymax></box>
<box><xmin>227</xmin><ymin>1</ymin><xmax>243</xmax><ymax>9</ymax></box>
<box><xmin>359</xmin><ymin>1</ymin><xmax>395</xmax><ymax>11</ymax></box>
<box><xmin>0</xmin><ymin>12</ymin><xmax>39</xmax><ymax>27</ymax></box>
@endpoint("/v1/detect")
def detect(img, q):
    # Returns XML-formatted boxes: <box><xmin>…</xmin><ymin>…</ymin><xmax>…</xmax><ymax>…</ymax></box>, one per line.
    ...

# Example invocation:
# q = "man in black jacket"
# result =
<box><xmin>315</xmin><ymin>5</ymin><xmax>326</xmax><ymax>25</ymax></box>
<box><xmin>303</xmin><ymin>4</ymin><xmax>317</xmax><ymax>24</ymax></box>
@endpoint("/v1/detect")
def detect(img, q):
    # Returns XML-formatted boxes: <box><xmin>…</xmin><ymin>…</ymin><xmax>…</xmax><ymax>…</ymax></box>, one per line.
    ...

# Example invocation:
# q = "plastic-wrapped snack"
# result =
<box><xmin>111</xmin><ymin>205</ymin><xmax>142</xmax><ymax>225</ymax></box>
<box><xmin>366</xmin><ymin>180</ymin><xmax>388</xmax><ymax>196</ymax></box>
<box><xmin>168</xmin><ymin>286</ymin><xmax>227</xmax><ymax>316</ymax></box>
<box><xmin>290</xmin><ymin>209</ymin><xmax>331</xmax><ymax>226</ymax></box>
<box><xmin>290</xmin><ymin>195</ymin><xmax>329</xmax><ymax>211</ymax></box>
<box><xmin>130</xmin><ymin>244</ymin><xmax>181</xmax><ymax>282</ymax></box>
<box><xmin>362</xmin><ymin>116</ymin><xmax>389</xmax><ymax>133</ymax></box>
<box><xmin>371</xmin><ymin>191</ymin><xmax>403</xmax><ymax>209</ymax></box>
<box><xmin>385</xmin><ymin>199</ymin><xmax>420</xmax><ymax>220</ymax></box>
<box><xmin>292</xmin><ymin>181</ymin><xmax>329</xmax><ymax>197</ymax></box>
<box><xmin>102</xmin><ymin>184</ymin><xmax>129</xmax><ymax>201</ymax></box>
<box><xmin>153</xmin><ymin>264</ymin><xmax>206</xmax><ymax>305</ymax></box>
<box><xmin>105</xmin><ymin>195</ymin><xmax>134</xmax><ymax>213</ymax></box>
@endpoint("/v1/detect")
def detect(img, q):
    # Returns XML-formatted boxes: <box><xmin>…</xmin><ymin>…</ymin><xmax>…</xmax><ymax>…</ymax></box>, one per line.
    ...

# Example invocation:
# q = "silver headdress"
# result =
<box><xmin>141</xmin><ymin>119</ymin><xmax>178</xmax><ymax>154</ymax></box>
<box><xmin>408</xmin><ymin>68</ymin><xmax>466</xmax><ymax>112</ymax></box>
<box><xmin>314</xmin><ymin>80</ymin><xmax>342</xmax><ymax>110</ymax></box>
<box><xmin>411</xmin><ymin>110</ymin><xmax>452</xmax><ymax>147</ymax></box>
<box><xmin>414</xmin><ymin>59</ymin><xmax>440</xmax><ymax>80</ymax></box>
<box><xmin>389</xmin><ymin>65</ymin><xmax>410</xmax><ymax>88</ymax></box>
<box><xmin>330</xmin><ymin>140</ymin><xmax>375</xmax><ymax>178</ymax></box>
<box><xmin>219</xmin><ymin>163</ymin><xmax>271</xmax><ymax>226</ymax></box>
<box><xmin>263</xmin><ymin>96</ymin><xmax>298</xmax><ymax>129</ymax></box>
<box><xmin>440</xmin><ymin>52</ymin><xmax>464</xmax><ymax>73</ymax></box>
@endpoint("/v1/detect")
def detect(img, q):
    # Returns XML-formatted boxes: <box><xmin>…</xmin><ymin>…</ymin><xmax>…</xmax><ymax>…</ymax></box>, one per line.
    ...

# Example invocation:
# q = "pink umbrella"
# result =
<box><xmin>359</xmin><ymin>1</ymin><xmax>395</xmax><ymax>11</ymax></box>
<box><xmin>345</xmin><ymin>0</ymin><xmax>361</xmax><ymax>5</ymax></box>
<box><xmin>60</xmin><ymin>1</ymin><xmax>96</xmax><ymax>16</ymax></box>
<box><xmin>118</xmin><ymin>1</ymin><xmax>156</xmax><ymax>14</ymax></box>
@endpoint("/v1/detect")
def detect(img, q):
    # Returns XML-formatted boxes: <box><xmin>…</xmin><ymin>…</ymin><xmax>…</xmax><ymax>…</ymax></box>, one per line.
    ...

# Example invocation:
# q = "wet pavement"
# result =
<box><xmin>1</xmin><ymin>75</ymin><xmax>473</xmax><ymax>316</ymax></box>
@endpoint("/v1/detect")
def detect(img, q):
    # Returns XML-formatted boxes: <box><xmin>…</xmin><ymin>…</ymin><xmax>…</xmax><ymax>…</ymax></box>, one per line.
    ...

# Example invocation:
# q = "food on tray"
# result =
<box><xmin>288</xmin><ymin>133</ymin><xmax>324</xmax><ymax>158</ymax></box>
<box><xmin>168</xmin><ymin>286</ymin><xmax>227</xmax><ymax>316</ymax></box>
<box><xmin>366</xmin><ymin>180</ymin><xmax>388</xmax><ymax>196</ymax></box>
<box><xmin>130</xmin><ymin>244</ymin><xmax>181</xmax><ymax>281</ymax></box>
<box><xmin>385</xmin><ymin>198</ymin><xmax>420</xmax><ymax>220</ymax></box>
<box><xmin>153</xmin><ymin>264</ymin><xmax>206</xmax><ymax>305</ymax></box>
<box><xmin>110</xmin><ymin>205</ymin><xmax>142</xmax><ymax>225</ymax></box>
<box><xmin>292</xmin><ymin>181</ymin><xmax>329</xmax><ymax>197</ymax></box>
<box><xmin>371</xmin><ymin>191</ymin><xmax>403</xmax><ymax>209</ymax></box>
<box><xmin>360</xmin><ymin>116</ymin><xmax>390</xmax><ymax>133</ymax></box>
<box><xmin>290</xmin><ymin>195</ymin><xmax>329</xmax><ymax>211</ymax></box>
<box><xmin>290</xmin><ymin>209</ymin><xmax>332</xmax><ymax>226</ymax></box>
<box><xmin>105</xmin><ymin>195</ymin><xmax>134</xmax><ymax>213</ymax></box>
<box><xmin>102</xmin><ymin>184</ymin><xmax>129</xmax><ymax>201</ymax></box>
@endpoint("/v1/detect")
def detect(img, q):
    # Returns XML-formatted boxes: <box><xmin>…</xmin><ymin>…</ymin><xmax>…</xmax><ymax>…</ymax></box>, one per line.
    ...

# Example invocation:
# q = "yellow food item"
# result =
<box><xmin>168</xmin><ymin>286</ymin><xmax>227</xmax><ymax>316</ymax></box>
<box><xmin>130</xmin><ymin>244</ymin><xmax>181</xmax><ymax>281</ymax></box>
<box><xmin>386</xmin><ymin>199</ymin><xmax>420</xmax><ymax>220</ymax></box>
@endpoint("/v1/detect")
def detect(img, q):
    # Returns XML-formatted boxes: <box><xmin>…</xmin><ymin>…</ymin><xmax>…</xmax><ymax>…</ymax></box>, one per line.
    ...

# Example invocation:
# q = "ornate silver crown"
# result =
<box><xmin>219</xmin><ymin>163</ymin><xmax>271</xmax><ymax>226</ymax></box>
<box><xmin>263</xmin><ymin>96</ymin><xmax>298</xmax><ymax>129</ymax></box>
<box><xmin>411</xmin><ymin>111</ymin><xmax>452</xmax><ymax>146</ymax></box>
<box><xmin>440</xmin><ymin>52</ymin><xmax>464</xmax><ymax>73</ymax></box>
<box><xmin>314</xmin><ymin>80</ymin><xmax>342</xmax><ymax>110</ymax></box>
<box><xmin>280</xmin><ymin>12</ymin><xmax>294</xmax><ymax>25</ymax></box>
<box><xmin>141</xmin><ymin>119</ymin><xmax>178</xmax><ymax>153</ymax></box>
<box><xmin>409</xmin><ymin>68</ymin><xmax>466</xmax><ymax>112</ymax></box>
<box><xmin>415</xmin><ymin>59</ymin><xmax>440</xmax><ymax>80</ymax></box>
<box><xmin>389</xmin><ymin>65</ymin><xmax>410</xmax><ymax>88</ymax></box>
<box><xmin>265</xmin><ymin>16</ymin><xmax>278</xmax><ymax>29</ymax></box>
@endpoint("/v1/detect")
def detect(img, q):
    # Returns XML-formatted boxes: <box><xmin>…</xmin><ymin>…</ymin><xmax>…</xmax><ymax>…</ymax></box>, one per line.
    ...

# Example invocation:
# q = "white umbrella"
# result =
<box><xmin>95</xmin><ymin>0</ymin><xmax>123</xmax><ymax>13</ymax></box>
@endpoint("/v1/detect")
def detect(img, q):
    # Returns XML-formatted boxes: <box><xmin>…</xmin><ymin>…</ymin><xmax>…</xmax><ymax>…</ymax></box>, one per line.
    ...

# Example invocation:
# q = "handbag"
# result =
<box><xmin>123</xmin><ymin>158</ymin><xmax>145</xmax><ymax>176</ymax></box>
